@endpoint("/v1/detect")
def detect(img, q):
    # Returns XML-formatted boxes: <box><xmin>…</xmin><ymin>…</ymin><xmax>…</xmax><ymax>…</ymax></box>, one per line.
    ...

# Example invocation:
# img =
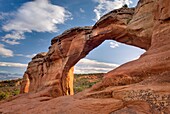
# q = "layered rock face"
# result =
<box><xmin>0</xmin><ymin>0</ymin><xmax>170</xmax><ymax>114</ymax></box>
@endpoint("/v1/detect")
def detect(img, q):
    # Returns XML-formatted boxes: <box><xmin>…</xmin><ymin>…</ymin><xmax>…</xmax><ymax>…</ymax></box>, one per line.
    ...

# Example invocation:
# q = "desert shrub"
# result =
<box><xmin>12</xmin><ymin>89</ymin><xmax>20</xmax><ymax>96</ymax></box>
<box><xmin>73</xmin><ymin>74</ymin><xmax>103</xmax><ymax>94</ymax></box>
<box><xmin>0</xmin><ymin>79</ymin><xmax>21</xmax><ymax>100</ymax></box>
<box><xmin>0</xmin><ymin>92</ymin><xmax>9</xmax><ymax>100</ymax></box>
<box><xmin>74</xmin><ymin>87</ymin><xmax>84</xmax><ymax>93</ymax></box>
<box><xmin>88</xmin><ymin>82</ymin><xmax>97</xmax><ymax>87</ymax></box>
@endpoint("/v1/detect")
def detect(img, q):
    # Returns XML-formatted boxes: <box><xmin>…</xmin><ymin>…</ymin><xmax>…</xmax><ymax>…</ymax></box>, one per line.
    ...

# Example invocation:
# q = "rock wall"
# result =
<box><xmin>0</xmin><ymin>0</ymin><xmax>169</xmax><ymax>114</ymax></box>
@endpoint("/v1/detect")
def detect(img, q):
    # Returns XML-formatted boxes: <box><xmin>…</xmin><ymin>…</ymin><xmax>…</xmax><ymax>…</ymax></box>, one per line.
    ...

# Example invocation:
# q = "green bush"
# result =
<box><xmin>74</xmin><ymin>87</ymin><xmax>84</xmax><ymax>93</ymax></box>
<box><xmin>0</xmin><ymin>92</ymin><xmax>9</xmax><ymax>100</ymax></box>
<box><xmin>88</xmin><ymin>82</ymin><xmax>97</xmax><ymax>87</ymax></box>
<box><xmin>12</xmin><ymin>89</ymin><xmax>20</xmax><ymax>96</ymax></box>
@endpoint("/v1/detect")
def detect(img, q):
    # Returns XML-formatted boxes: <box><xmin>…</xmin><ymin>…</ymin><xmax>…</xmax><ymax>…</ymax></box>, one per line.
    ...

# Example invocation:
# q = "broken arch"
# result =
<box><xmin>20</xmin><ymin>6</ymin><xmax>150</xmax><ymax>97</ymax></box>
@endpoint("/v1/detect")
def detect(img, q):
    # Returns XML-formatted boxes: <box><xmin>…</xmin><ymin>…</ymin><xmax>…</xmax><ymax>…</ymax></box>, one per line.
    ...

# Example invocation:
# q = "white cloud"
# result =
<box><xmin>2</xmin><ymin>0</ymin><xmax>71</xmax><ymax>45</ymax></box>
<box><xmin>0</xmin><ymin>62</ymin><xmax>27</xmax><ymax>68</ymax></box>
<box><xmin>25</xmin><ymin>54</ymin><xmax>36</xmax><ymax>58</ymax></box>
<box><xmin>0</xmin><ymin>44</ymin><xmax>36</xmax><ymax>58</ymax></box>
<box><xmin>15</xmin><ymin>53</ymin><xmax>36</xmax><ymax>58</ymax></box>
<box><xmin>0</xmin><ymin>43</ymin><xmax>36</xmax><ymax>58</ymax></box>
<box><xmin>93</xmin><ymin>0</ymin><xmax>133</xmax><ymax>21</ymax></box>
<box><xmin>80</xmin><ymin>8</ymin><xmax>85</xmax><ymax>13</ymax></box>
<box><xmin>0</xmin><ymin>44</ymin><xmax>13</xmax><ymax>57</ymax></box>
<box><xmin>110</xmin><ymin>41</ymin><xmax>119</xmax><ymax>48</ymax></box>
<box><xmin>2</xmin><ymin>39</ymin><xmax>20</xmax><ymax>45</ymax></box>
<box><xmin>132</xmin><ymin>56</ymin><xmax>140</xmax><ymax>60</ymax></box>
<box><xmin>2</xmin><ymin>31</ymin><xmax>25</xmax><ymax>40</ymax></box>
<box><xmin>0</xmin><ymin>70</ymin><xmax>9</xmax><ymax>73</ymax></box>
<box><xmin>74</xmin><ymin>58</ymin><xmax>119</xmax><ymax>74</ymax></box>
<box><xmin>0</xmin><ymin>12</ymin><xmax>14</xmax><ymax>20</ymax></box>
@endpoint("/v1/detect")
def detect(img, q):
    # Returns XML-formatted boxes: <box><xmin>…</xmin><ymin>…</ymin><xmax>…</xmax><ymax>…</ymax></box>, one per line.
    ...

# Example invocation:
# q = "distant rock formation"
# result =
<box><xmin>0</xmin><ymin>0</ymin><xmax>169</xmax><ymax>113</ymax></box>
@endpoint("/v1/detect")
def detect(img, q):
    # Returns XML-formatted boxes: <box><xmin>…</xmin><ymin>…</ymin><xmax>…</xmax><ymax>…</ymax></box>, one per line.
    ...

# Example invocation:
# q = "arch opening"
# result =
<box><xmin>73</xmin><ymin>40</ymin><xmax>145</xmax><ymax>94</ymax></box>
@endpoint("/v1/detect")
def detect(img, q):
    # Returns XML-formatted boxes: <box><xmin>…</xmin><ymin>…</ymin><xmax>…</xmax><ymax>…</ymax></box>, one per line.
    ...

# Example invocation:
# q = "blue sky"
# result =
<box><xmin>0</xmin><ymin>0</ymin><xmax>143</xmax><ymax>75</ymax></box>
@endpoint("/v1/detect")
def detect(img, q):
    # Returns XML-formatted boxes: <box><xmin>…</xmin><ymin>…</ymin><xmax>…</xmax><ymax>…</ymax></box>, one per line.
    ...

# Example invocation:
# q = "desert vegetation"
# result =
<box><xmin>74</xmin><ymin>73</ymin><xmax>104</xmax><ymax>93</ymax></box>
<box><xmin>0</xmin><ymin>79</ymin><xmax>21</xmax><ymax>100</ymax></box>
<box><xmin>0</xmin><ymin>73</ymin><xmax>104</xmax><ymax>100</ymax></box>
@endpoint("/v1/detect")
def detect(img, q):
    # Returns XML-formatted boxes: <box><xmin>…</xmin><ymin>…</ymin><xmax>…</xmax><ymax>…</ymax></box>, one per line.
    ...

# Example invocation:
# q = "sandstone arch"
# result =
<box><xmin>20</xmin><ymin>1</ymin><xmax>155</xmax><ymax>97</ymax></box>
<box><xmin>1</xmin><ymin>0</ymin><xmax>169</xmax><ymax>113</ymax></box>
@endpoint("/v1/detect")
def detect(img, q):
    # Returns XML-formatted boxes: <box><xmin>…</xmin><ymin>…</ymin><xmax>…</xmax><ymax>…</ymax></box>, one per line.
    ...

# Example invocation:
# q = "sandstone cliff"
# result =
<box><xmin>0</xmin><ymin>0</ymin><xmax>169</xmax><ymax>113</ymax></box>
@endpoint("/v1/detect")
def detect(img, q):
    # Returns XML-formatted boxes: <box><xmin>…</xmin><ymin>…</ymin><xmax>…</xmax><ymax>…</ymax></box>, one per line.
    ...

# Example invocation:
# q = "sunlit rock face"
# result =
<box><xmin>0</xmin><ymin>0</ymin><xmax>170</xmax><ymax>114</ymax></box>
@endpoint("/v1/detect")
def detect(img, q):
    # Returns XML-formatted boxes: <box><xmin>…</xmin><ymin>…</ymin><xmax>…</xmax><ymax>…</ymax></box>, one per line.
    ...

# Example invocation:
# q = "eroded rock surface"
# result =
<box><xmin>0</xmin><ymin>0</ymin><xmax>169</xmax><ymax>114</ymax></box>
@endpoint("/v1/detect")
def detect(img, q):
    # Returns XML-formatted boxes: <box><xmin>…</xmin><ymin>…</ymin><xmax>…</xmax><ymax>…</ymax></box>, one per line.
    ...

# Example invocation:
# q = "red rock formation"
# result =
<box><xmin>20</xmin><ymin>73</ymin><xmax>30</xmax><ymax>93</ymax></box>
<box><xmin>20</xmin><ymin>6</ymin><xmax>135</xmax><ymax>97</ymax></box>
<box><xmin>66</xmin><ymin>67</ymin><xmax>74</xmax><ymax>95</ymax></box>
<box><xmin>0</xmin><ymin>0</ymin><xmax>169</xmax><ymax>113</ymax></box>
